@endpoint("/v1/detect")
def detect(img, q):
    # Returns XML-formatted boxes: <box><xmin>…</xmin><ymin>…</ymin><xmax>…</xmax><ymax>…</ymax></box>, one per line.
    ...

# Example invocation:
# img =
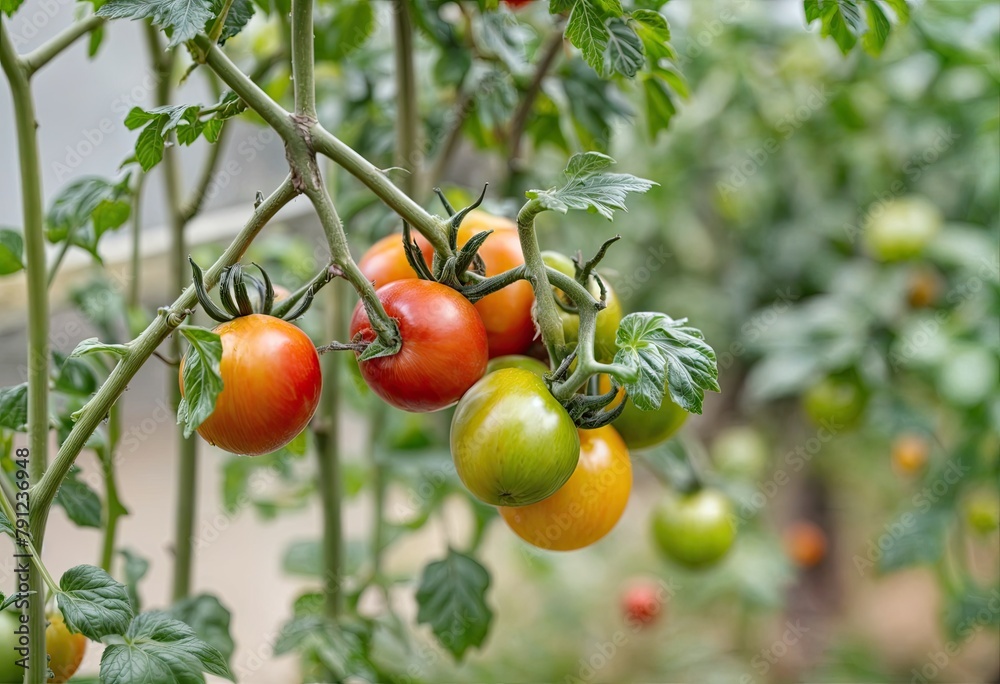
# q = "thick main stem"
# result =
<box><xmin>392</xmin><ymin>0</ymin><xmax>419</xmax><ymax>195</ymax></box>
<box><xmin>1</xmin><ymin>20</ymin><xmax>50</xmax><ymax>684</ymax></box>
<box><xmin>290</xmin><ymin>0</ymin><xmax>316</xmax><ymax>119</ymax></box>
<box><xmin>316</xmin><ymin>282</ymin><xmax>344</xmax><ymax>619</ymax></box>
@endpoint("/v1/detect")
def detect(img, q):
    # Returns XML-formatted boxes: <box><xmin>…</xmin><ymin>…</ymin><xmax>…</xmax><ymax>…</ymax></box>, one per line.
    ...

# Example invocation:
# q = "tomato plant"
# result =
<box><xmin>350</xmin><ymin>280</ymin><xmax>488</xmax><ymax>411</ymax></box>
<box><xmin>499</xmin><ymin>425</ymin><xmax>631</xmax><ymax>550</ymax></box>
<box><xmin>451</xmin><ymin>368</ymin><xmax>580</xmax><ymax>506</ymax></box>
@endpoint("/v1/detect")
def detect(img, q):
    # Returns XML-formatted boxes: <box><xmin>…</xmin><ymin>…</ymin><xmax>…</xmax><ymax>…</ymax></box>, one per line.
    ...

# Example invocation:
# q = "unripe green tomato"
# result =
<box><xmin>651</xmin><ymin>488</ymin><xmax>736</xmax><ymax>569</ymax></box>
<box><xmin>963</xmin><ymin>489</ymin><xmax>1000</xmax><ymax>535</ymax></box>
<box><xmin>802</xmin><ymin>376</ymin><xmax>868</xmax><ymax>429</ymax></box>
<box><xmin>598</xmin><ymin>375</ymin><xmax>687</xmax><ymax>450</ymax></box>
<box><xmin>451</xmin><ymin>369</ymin><xmax>580</xmax><ymax>506</ymax></box>
<box><xmin>486</xmin><ymin>355</ymin><xmax>549</xmax><ymax>378</ymax></box>
<box><xmin>863</xmin><ymin>195</ymin><xmax>942</xmax><ymax>261</ymax></box>
<box><xmin>0</xmin><ymin>610</ymin><xmax>24</xmax><ymax>683</ymax></box>
<box><xmin>541</xmin><ymin>251</ymin><xmax>623</xmax><ymax>363</ymax></box>
<box><xmin>711</xmin><ymin>426</ymin><xmax>769</xmax><ymax>480</ymax></box>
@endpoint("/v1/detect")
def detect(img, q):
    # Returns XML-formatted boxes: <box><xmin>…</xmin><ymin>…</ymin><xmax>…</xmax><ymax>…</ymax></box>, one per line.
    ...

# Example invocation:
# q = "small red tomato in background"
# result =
<box><xmin>350</xmin><ymin>280</ymin><xmax>488</xmax><ymax>412</ymax></box>
<box><xmin>503</xmin><ymin>0</ymin><xmax>534</xmax><ymax>7</ymax></box>
<box><xmin>180</xmin><ymin>314</ymin><xmax>322</xmax><ymax>456</ymax></box>
<box><xmin>621</xmin><ymin>580</ymin><xmax>664</xmax><ymax>627</ymax></box>
<box><xmin>784</xmin><ymin>521</ymin><xmax>827</xmax><ymax>568</ymax></box>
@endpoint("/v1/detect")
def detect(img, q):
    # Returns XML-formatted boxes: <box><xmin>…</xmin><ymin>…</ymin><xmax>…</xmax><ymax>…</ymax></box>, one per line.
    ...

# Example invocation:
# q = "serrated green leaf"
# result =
<box><xmin>168</xmin><ymin>594</ymin><xmax>235</xmax><ymax>664</ymax></box>
<box><xmin>861</xmin><ymin>0</ymin><xmax>890</xmax><ymax>56</ymax></box>
<box><xmin>877</xmin><ymin>509</ymin><xmax>948</xmax><ymax>574</ymax></box>
<box><xmin>57</xmin><ymin>564</ymin><xmax>134</xmax><ymax>640</ymax></box>
<box><xmin>274</xmin><ymin>615</ymin><xmax>368</xmax><ymax>680</ymax></box>
<box><xmin>613</xmin><ymin>312</ymin><xmax>719</xmax><ymax>414</ymax></box>
<box><xmin>315</xmin><ymin>0</ymin><xmax>374</xmax><ymax>60</ymax></box>
<box><xmin>213</xmin><ymin>0</ymin><xmax>254</xmax><ymax>41</ymax></box>
<box><xmin>99</xmin><ymin>612</ymin><xmax>235</xmax><ymax>683</ymax></box>
<box><xmin>70</xmin><ymin>337</ymin><xmax>129</xmax><ymax>359</ymax></box>
<box><xmin>46</xmin><ymin>177</ymin><xmax>132</xmax><ymax>258</ymax></box>
<box><xmin>477</xmin><ymin>9</ymin><xmax>533</xmax><ymax>74</ymax></box>
<box><xmin>564</xmin><ymin>151</ymin><xmax>613</xmax><ymax>179</ymax></box>
<box><xmin>177</xmin><ymin>327</ymin><xmax>223</xmax><ymax>438</ymax></box>
<box><xmin>54</xmin><ymin>466</ymin><xmax>103</xmax><ymax>528</ymax></box>
<box><xmin>119</xmin><ymin>548</ymin><xmax>149</xmax><ymax>613</ymax></box>
<box><xmin>0</xmin><ymin>384</ymin><xmax>28</xmax><ymax>431</ymax></box>
<box><xmin>527</xmin><ymin>154</ymin><xmax>656</xmax><ymax>221</ymax></box>
<box><xmin>565</xmin><ymin>0</ymin><xmax>611</xmax><ymax>74</ymax></box>
<box><xmin>605</xmin><ymin>17</ymin><xmax>643</xmax><ymax>78</ymax></box>
<box><xmin>0</xmin><ymin>228</ymin><xmax>24</xmax><ymax>275</ymax></box>
<box><xmin>415</xmin><ymin>549</ymin><xmax>492</xmax><ymax>660</ymax></box>
<box><xmin>53</xmin><ymin>351</ymin><xmax>99</xmax><ymax>396</ymax></box>
<box><xmin>643</xmin><ymin>75</ymin><xmax>675</xmax><ymax>138</ymax></box>
<box><xmin>97</xmin><ymin>0</ymin><xmax>216</xmax><ymax>47</ymax></box>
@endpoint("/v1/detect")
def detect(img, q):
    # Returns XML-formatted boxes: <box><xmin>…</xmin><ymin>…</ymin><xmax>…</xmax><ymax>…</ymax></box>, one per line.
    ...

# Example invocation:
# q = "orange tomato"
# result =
<box><xmin>357</xmin><ymin>233</ymin><xmax>431</xmax><ymax>287</ymax></box>
<box><xmin>499</xmin><ymin>425</ymin><xmax>631</xmax><ymax>550</ymax></box>
<box><xmin>783</xmin><ymin>521</ymin><xmax>827</xmax><ymax>568</ymax></box>
<box><xmin>892</xmin><ymin>433</ymin><xmax>929</xmax><ymax>474</ymax></box>
<box><xmin>46</xmin><ymin>612</ymin><xmax>86</xmax><ymax>683</ymax></box>
<box><xmin>455</xmin><ymin>216</ymin><xmax>536</xmax><ymax>358</ymax></box>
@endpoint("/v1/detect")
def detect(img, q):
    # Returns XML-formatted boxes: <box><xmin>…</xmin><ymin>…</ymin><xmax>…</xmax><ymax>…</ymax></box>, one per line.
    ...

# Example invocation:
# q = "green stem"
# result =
<box><xmin>171</xmin><ymin>438</ymin><xmax>198</xmax><ymax>600</ymax></box>
<box><xmin>180</xmin><ymin>124</ymin><xmax>228</xmax><ymax>222</ymax></box>
<box><xmin>316</xmin><ymin>282</ymin><xmax>345</xmax><ymax>619</ymax></box>
<box><xmin>392</xmin><ymin>0</ymin><xmax>419</xmax><ymax>195</ymax></box>
<box><xmin>290</xmin><ymin>0</ymin><xmax>316</xmax><ymax>119</ymax></box>
<box><xmin>46</xmin><ymin>233</ymin><xmax>74</xmax><ymax>288</ymax></box>
<box><xmin>206</xmin><ymin>0</ymin><xmax>236</xmax><ymax>45</ymax></box>
<box><xmin>31</xmin><ymin>179</ymin><xmax>298</xmax><ymax>526</ymax></box>
<box><xmin>0</xmin><ymin>488</ymin><xmax>59</xmax><ymax>595</ymax></box>
<box><xmin>368</xmin><ymin>403</ymin><xmax>387</xmax><ymax>596</ymax></box>
<box><xmin>516</xmin><ymin>200</ymin><xmax>564</xmax><ymax>364</ymax></box>
<box><xmin>22</xmin><ymin>14</ymin><xmax>104</xmax><ymax>76</ymax></box>
<box><xmin>1</xmin><ymin>21</ymin><xmax>51</xmax><ymax>683</ymax></box>
<box><xmin>98</xmin><ymin>439</ymin><xmax>124</xmax><ymax>573</ymax></box>
<box><xmin>128</xmin><ymin>172</ymin><xmax>146</xmax><ymax>310</ymax></box>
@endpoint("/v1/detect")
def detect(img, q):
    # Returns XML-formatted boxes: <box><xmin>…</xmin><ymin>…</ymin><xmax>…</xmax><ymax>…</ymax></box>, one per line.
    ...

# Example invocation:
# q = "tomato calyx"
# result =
<box><xmin>189</xmin><ymin>257</ymin><xmax>337</xmax><ymax>323</ymax></box>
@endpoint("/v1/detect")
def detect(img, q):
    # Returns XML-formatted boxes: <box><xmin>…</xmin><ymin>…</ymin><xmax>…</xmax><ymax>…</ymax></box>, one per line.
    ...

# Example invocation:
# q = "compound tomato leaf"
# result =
<box><xmin>0</xmin><ymin>383</ymin><xmax>28</xmax><ymax>431</ymax></box>
<box><xmin>99</xmin><ymin>612</ymin><xmax>235</xmax><ymax>683</ymax></box>
<box><xmin>97</xmin><ymin>0</ymin><xmax>215</xmax><ymax>47</ymax></box>
<box><xmin>54</xmin><ymin>465</ymin><xmax>103</xmax><ymax>529</ymax></box>
<box><xmin>177</xmin><ymin>326</ymin><xmax>223</xmax><ymax>438</ymax></box>
<box><xmin>118</xmin><ymin>548</ymin><xmax>150</xmax><ymax>614</ymax></box>
<box><xmin>614</xmin><ymin>312</ymin><xmax>719</xmax><ymax>414</ymax></box>
<box><xmin>0</xmin><ymin>228</ymin><xmax>24</xmax><ymax>275</ymax></box>
<box><xmin>605</xmin><ymin>17</ymin><xmax>644</xmax><ymax>79</ymax></box>
<box><xmin>527</xmin><ymin>153</ymin><xmax>656</xmax><ymax>221</ymax></box>
<box><xmin>57</xmin><ymin>565</ymin><xmax>134</xmax><ymax>640</ymax></box>
<box><xmin>565</xmin><ymin>0</ymin><xmax>611</xmax><ymax>74</ymax></box>
<box><xmin>168</xmin><ymin>594</ymin><xmax>236</xmax><ymax>665</ymax></box>
<box><xmin>415</xmin><ymin>549</ymin><xmax>492</xmax><ymax>660</ymax></box>
<box><xmin>274</xmin><ymin>615</ymin><xmax>370</xmax><ymax>681</ymax></box>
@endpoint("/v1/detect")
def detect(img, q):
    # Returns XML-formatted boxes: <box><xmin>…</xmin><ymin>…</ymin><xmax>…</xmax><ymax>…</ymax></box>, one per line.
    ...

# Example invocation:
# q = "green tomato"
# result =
<box><xmin>486</xmin><ymin>355</ymin><xmax>549</xmax><ymax>378</ymax></box>
<box><xmin>451</xmin><ymin>369</ymin><xmax>580</xmax><ymax>506</ymax></box>
<box><xmin>599</xmin><ymin>375</ymin><xmax>687</xmax><ymax>450</ymax></box>
<box><xmin>542</xmin><ymin>251</ymin><xmax>623</xmax><ymax>363</ymax></box>
<box><xmin>651</xmin><ymin>488</ymin><xmax>736</xmax><ymax>569</ymax></box>
<box><xmin>0</xmin><ymin>610</ymin><xmax>25</xmax><ymax>683</ymax></box>
<box><xmin>802</xmin><ymin>375</ymin><xmax>868</xmax><ymax>428</ymax></box>
<box><xmin>964</xmin><ymin>489</ymin><xmax>1000</xmax><ymax>535</ymax></box>
<box><xmin>863</xmin><ymin>195</ymin><xmax>942</xmax><ymax>261</ymax></box>
<box><xmin>711</xmin><ymin>426</ymin><xmax>769</xmax><ymax>480</ymax></box>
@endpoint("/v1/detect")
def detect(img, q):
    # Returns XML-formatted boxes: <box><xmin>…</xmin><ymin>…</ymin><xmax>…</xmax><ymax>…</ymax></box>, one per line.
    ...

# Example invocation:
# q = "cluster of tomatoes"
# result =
<box><xmin>0</xmin><ymin>611</ymin><xmax>85</xmax><ymax>683</ymax></box>
<box><xmin>181</xmin><ymin>210</ymin><xmax>736</xmax><ymax>564</ymax></box>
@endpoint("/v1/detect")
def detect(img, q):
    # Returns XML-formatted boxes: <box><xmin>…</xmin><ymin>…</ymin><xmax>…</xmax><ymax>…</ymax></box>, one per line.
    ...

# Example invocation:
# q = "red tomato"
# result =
<box><xmin>358</xmin><ymin>233</ymin><xmax>432</xmax><ymax>287</ymax></box>
<box><xmin>783</xmin><ymin>521</ymin><xmax>827</xmax><ymax>568</ymax></box>
<box><xmin>350</xmin><ymin>280</ymin><xmax>488</xmax><ymax>411</ymax></box>
<box><xmin>180</xmin><ymin>314</ymin><xmax>322</xmax><ymax>455</ymax></box>
<box><xmin>621</xmin><ymin>580</ymin><xmax>665</xmax><ymax>627</ymax></box>
<box><xmin>503</xmin><ymin>0</ymin><xmax>534</xmax><ymax>7</ymax></box>
<box><xmin>455</xmin><ymin>218</ymin><xmax>536</xmax><ymax>358</ymax></box>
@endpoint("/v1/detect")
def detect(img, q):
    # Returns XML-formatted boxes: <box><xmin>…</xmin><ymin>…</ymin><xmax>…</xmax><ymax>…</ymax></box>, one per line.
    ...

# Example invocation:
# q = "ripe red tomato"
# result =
<box><xmin>499</xmin><ymin>425</ymin><xmax>631</xmax><ymax>550</ymax></box>
<box><xmin>358</xmin><ymin>233</ymin><xmax>432</xmax><ymax>287</ymax></box>
<box><xmin>783</xmin><ymin>521</ymin><xmax>827</xmax><ymax>568</ymax></box>
<box><xmin>180</xmin><ymin>314</ymin><xmax>322</xmax><ymax>455</ymax></box>
<box><xmin>451</xmin><ymin>368</ymin><xmax>579</xmax><ymax>506</ymax></box>
<box><xmin>503</xmin><ymin>0</ymin><xmax>534</xmax><ymax>7</ymax></box>
<box><xmin>350</xmin><ymin>280</ymin><xmax>488</xmax><ymax>412</ymax></box>
<box><xmin>621</xmin><ymin>580</ymin><xmax>664</xmax><ymax>627</ymax></box>
<box><xmin>454</xmin><ymin>218</ymin><xmax>537</xmax><ymax>358</ymax></box>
